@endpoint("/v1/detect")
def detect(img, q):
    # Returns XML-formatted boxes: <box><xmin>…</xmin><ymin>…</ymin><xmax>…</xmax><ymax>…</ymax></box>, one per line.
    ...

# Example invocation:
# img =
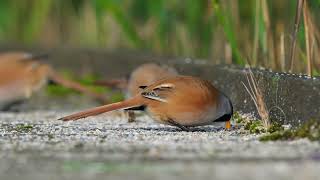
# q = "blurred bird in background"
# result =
<box><xmin>95</xmin><ymin>63</ymin><xmax>178</xmax><ymax>122</ymax></box>
<box><xmin>0</xmin><ymin>52</ymin><xmax>108</xmax><ymax>110</ymax></box>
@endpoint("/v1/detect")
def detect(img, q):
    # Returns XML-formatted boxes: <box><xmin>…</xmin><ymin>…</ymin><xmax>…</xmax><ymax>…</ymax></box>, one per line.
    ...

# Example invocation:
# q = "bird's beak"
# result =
<box><xmin>225</xmin><ymin>119</ymin><xmax>231</xmax><ymax>130</ymax></box>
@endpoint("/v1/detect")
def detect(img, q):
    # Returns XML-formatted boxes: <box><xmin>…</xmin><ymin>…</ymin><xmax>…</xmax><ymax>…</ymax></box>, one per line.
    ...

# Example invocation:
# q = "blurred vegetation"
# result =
<box><xmin>0</xmin><ymin>0</ymin><xmax>320</xmax><ymax>75</ymax></box>
<box><xmin>46</xmin><ymin>70</ymin><xmax>124</xmax><ymax>102</ymax></box>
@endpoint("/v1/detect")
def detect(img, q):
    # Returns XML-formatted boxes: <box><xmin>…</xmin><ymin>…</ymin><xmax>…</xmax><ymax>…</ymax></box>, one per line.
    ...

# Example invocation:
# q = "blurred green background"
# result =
<box><xmin>0</xmin><ymin>0</ymin><xmax>319</xmax><ymax>74</ymax></box>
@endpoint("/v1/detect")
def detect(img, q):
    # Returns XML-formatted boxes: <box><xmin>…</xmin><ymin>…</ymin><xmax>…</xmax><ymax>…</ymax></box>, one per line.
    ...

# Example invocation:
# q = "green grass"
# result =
<box><xmin>0</xmin><ymin>0</ymin><xmax>319</xmax><ymax>74</ymax></box>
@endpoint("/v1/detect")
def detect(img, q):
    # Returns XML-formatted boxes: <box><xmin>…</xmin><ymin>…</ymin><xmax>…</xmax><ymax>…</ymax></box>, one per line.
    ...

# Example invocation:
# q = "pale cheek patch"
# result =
<box><xmin>143</xmin><ymin>94</ymin><xmax>168</xmax><ymax>102</ymax></box>
<box><xmin>154</xmin><ymin>83</ymin><xmax>175</xmax><ymax>90</ymax></box>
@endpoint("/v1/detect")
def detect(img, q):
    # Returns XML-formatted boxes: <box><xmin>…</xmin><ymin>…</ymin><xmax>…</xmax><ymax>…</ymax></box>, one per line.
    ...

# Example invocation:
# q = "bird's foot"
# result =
<box><xmin>127</xmin><ymin>110</ymin><xmax>135</xmax><ymax>123</ymax></box>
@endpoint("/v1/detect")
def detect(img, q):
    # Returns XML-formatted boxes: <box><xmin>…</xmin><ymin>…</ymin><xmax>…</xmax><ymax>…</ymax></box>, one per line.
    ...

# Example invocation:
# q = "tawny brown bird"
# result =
<box><xmin>95</xmin><ymin>63</ymin><xmax>178</xmax><ymax>122</ymax></box>
<box><xmin>0</xmin><ymin>52</ymin><xmax>108</xmax><ymax>110</ymax></box>
<box><xmin>59</xmin><ymin>76</ymin><xmax>233</xmax><ymax>131</ymax></box>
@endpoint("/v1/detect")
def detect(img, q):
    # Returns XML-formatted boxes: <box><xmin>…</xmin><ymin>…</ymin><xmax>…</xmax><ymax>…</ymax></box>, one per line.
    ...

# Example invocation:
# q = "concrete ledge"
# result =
<box><xmin>178</xmin><ymin>63</ymin><xmax>320</xmax><ymax>126</ymax></box>
<box><xmin>1</xmin><ymin>46</ymin><xmax>319</xmax><ymax>126</ymax></box>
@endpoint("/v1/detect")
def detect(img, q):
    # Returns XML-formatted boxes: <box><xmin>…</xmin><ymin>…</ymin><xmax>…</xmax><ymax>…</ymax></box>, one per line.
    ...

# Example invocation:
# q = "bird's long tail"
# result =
<box><xmin>94</xmin><ymin>78</ymin><xmax>128</xmax><ymax>89</ymax></box>
<box><xmin>49</xmin><ymin>70</ymin><xmax>109</xmax><ymax>103</ymax></box>
<box><xmin>58</xmin><ymin>95</ymin><xmax>144</xmax><ymax>121</ymax></box>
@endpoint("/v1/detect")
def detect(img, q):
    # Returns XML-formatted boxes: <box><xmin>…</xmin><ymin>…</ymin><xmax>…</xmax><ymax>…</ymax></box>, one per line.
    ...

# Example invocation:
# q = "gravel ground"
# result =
<box><xmin>0</xmin><ymin>95</ymin><xmax>320</xmax><ymax>180</ymax></box>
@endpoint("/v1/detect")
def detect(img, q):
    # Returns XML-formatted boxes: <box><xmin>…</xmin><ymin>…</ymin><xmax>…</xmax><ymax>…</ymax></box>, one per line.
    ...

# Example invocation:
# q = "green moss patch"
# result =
<box><xmin>234</xmin><ymin>112</ymin><xmax>320</xmax><ymax>141</ymax></box>
<box><xmin>233</xmin><ymin>112</ymin><xmax>289</xmax><ymax>135</ymax></box>
<box><xmin>260</xmin><ymin>119</ymin><xmax>320</xmax><ymax>141</ymax></box>
<box><xmin>232</xmin><ymin>112</ymin><xmax>267</xmax><ymax>134</ymax></box>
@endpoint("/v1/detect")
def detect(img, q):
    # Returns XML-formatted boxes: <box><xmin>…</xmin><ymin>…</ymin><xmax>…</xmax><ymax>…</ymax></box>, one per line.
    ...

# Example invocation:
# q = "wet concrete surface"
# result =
<box><xmin>178</xmin><ymin>64</ymin><xmax>320</xmax><ymax>126</ymax></box>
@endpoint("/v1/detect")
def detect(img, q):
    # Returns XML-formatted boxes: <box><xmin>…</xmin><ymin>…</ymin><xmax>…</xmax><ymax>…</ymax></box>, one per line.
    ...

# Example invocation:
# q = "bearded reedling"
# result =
<box><xmin>59</xmin><ymin>76</ymin><xmax>233</xmax><ymax>131</ymax></box>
